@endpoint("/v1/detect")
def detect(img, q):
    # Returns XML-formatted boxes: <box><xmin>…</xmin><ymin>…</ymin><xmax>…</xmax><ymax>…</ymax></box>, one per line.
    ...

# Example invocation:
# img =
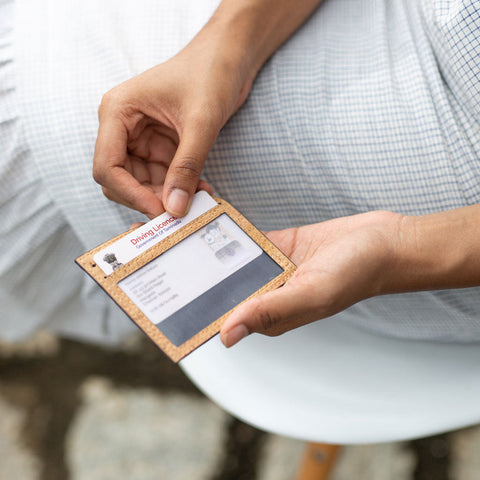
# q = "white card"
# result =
<box><xmin>118</xmin><ymin>214</ymin><xmax>262</xmax><ymax>323</ymax></box>
<box><xmin>94</xmin><ymin>190</ymin><xmax>217</xmax><ymax>275</ymax></box>
<box><xmin>118</xmin><ymin>213</ymin><xmax>280</xmax><ymax>346</ymax></box>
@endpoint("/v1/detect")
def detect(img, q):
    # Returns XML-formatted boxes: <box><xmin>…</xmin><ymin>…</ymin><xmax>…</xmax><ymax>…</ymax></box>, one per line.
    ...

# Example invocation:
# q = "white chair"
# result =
<box><xmin>180</xmin><ymin>316</ymin><xmax>480</xmax><ymax>479</ymax></box>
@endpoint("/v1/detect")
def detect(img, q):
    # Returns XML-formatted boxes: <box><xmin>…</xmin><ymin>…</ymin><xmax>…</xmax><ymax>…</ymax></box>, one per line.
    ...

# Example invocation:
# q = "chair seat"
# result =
<box><xmin>180</xmin><ymin>318</ymin><xmax>480</xmax><ymax>444</ymax></box>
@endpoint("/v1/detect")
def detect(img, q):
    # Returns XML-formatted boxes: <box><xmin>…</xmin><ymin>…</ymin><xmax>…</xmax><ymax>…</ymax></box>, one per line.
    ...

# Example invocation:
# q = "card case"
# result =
<box><xmin>76</xmin><ymin>196</ymin><xmax>296</xmax><ymax>362</ymax></box>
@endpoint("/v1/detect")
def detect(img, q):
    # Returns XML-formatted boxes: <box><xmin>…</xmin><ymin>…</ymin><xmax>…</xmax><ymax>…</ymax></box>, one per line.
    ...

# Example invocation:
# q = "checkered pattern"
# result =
<box><xmin>0</xmin><ymin>0</ymin><xmax>138</xmax><ymax>343</ymax></box>
<box><xmin>0</xmin><ymin>0</ymin><xmax>70</xmax><ymax>340</ymax></box>
<box><xmin>2</xmin><ymin>0</ymin><xmax>480</xmax><ymax>342</ymax></box>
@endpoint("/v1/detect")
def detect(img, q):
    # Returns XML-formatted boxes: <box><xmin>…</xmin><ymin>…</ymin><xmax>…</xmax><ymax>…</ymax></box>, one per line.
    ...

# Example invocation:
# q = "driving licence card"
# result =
<box><xmin>76</xmin><ymin>192</ymin><xmax>296</xmax><ymax>362</ymax></box>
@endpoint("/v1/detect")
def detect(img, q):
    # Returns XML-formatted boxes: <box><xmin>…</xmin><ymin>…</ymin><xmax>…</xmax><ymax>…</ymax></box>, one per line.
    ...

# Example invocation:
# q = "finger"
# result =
<box><xmin>197</xmin><ymin>179</ymin><xmax>214</xmax><ymax>195</ymax></box>
<box><xmin>129</xmin><ymin>222</ymin><xmax>145</xmax><ymax>230</ymax></box>
<box><xmin>93</xmin><ymin>115</ymin><xmax>164</xmax><ymax>217</ymax></box>
<box><xmin>163</xmin><ymin>122</ymin><xmax>218</xmax><ymax>217</ymax></box>
<box><xmin>101</xmin><ymin>185</ymin><xmax>140</xmax><ymax>210</ymax></box>
<box><xmin>220</xmin><ymin>280</ymin><xmax>321</xmax><ymax>348</ymax></box>
<box><xmin>264</xmin><ymin>228</ymin><xmax>298</xmax><ymax>259</ymax></box>
<box><xmin>101</xmin><ymin>184</ymin><xmax>162</xmax><ymax>219</ymax></box>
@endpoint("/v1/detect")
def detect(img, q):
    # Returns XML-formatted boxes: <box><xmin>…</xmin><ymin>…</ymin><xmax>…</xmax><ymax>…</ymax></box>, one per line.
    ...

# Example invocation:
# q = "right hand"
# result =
<box><xmin>220</xmin><ymin>210</ymin><xmax>403</xmax><ymax>346</ymax></box>
<box><xmin>93</xmin><ymin>30</ymin><xmax>254</xmax><ymax>218</ymax></box>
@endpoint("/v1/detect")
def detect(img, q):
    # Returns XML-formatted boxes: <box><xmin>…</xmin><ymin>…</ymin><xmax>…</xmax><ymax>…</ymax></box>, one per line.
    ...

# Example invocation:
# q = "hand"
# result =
<box><xmin>220</xmin><ymin>210</ymin><xmax>404</xmax><ymax>347</ymax></box>
<box><xmin>93</xmin><ymin>28</ymin><xmax>254</xmax><ymax>218</ymax></box>
<box><xmin>92</xmin><ymin>0</ymin><xmax>323</xmax><ymax>219</ymax></box>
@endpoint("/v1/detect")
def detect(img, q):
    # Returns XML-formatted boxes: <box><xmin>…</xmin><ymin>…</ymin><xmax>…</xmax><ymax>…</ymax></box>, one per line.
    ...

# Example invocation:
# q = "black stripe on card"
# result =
<box><xmin>158</xmin><ymin>252</ymin><xmax>283</xmax><ymax>346</ymax></box>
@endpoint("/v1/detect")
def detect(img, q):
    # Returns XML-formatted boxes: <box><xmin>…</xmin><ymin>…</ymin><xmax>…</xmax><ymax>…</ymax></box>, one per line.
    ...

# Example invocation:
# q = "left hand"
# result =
<box><xmin>220</xmin><ymin>210</ymin><xmax>404</xmax><ymax>347</ymax></box>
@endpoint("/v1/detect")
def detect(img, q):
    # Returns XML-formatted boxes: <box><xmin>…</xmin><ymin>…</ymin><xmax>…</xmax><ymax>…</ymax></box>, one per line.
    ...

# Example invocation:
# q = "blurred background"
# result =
<box><xmin>0</xmin><ymin>331</ymin><xmax>479</xmax><ymax>480</ymax></box>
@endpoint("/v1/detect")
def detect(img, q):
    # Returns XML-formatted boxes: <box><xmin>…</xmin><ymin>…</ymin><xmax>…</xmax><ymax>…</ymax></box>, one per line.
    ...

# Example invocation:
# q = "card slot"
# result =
<box><xmin>108</xmin><ymin>203</ymin><xmax>224</xmax><ymax>283</ymax></box>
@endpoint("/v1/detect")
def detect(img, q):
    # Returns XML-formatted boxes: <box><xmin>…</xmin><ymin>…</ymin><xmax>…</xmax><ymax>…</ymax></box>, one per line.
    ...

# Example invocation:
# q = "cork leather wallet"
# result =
<box><xmin>76</xmin><ymin>193</ymin><xmax>296</xmax><ymax>362</ymax></box>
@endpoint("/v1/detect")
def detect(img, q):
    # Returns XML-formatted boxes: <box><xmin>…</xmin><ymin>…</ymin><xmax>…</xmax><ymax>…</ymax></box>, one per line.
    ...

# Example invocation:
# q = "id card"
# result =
<box><xmin>76</xmin><ymin>192</ymin><xmax>296</xmax><ymax>362</ymax></box>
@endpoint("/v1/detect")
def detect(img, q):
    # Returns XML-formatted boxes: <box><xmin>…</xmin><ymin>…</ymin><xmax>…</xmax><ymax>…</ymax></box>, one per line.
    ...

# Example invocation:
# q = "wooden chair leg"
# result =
<box><xmin>295</xmin><ymin>442</ymin><xmax>341</xmax><ymax>480</ymax></box>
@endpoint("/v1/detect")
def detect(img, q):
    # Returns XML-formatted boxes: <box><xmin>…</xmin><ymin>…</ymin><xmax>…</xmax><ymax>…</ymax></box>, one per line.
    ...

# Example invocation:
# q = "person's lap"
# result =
<box><xmin>4</xmin><ymin>0</ymin><xmax>480</xmax><ymax>343</ymax></box>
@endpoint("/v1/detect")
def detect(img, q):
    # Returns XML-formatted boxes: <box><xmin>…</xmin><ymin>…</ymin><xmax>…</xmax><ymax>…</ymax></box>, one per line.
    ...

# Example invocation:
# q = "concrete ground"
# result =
<box><xmin>0</xmin><ymin>331</ymin><xmax>479</xmax><ymax>480</ymax></box>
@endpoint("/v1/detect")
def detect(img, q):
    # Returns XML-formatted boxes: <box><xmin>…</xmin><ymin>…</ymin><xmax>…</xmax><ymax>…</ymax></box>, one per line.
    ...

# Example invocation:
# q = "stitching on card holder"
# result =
<box><xmin>76</xmin><ymin>196</ymin><xmax>296</xmax><ymax>362</ymax></box>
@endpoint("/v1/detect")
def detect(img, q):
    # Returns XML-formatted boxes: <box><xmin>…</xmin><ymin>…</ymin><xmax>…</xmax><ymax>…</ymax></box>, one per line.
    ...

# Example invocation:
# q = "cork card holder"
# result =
<box><xmin>76</xmin><ymin>194</ymin><xmax>296</xmax><ymax>362</ymax></box>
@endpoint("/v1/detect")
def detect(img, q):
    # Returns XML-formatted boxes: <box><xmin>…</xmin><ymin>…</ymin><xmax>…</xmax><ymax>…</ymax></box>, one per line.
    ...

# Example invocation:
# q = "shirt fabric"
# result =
<box><xmin>2</xmin><ymin>0</ymin><xmax>479</xmax><ymax>343</ymax></box>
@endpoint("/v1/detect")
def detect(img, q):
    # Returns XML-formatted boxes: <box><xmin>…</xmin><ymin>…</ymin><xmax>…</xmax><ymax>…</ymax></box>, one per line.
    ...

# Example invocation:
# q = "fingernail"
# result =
<box><xmin>223</xmin><ymin>324</ymin><xmax>249</xmax><ymax>348</ymax></box>
<box><xmin>167</xmin><ymin>189</ymin><xmax>189</xmax><ymax>216</ymax></box>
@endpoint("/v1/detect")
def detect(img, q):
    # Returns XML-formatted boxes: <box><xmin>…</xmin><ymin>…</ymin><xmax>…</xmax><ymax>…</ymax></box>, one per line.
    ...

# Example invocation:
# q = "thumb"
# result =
<box><xmin>163</xmin><ymin>122</ymin><xmax>218</xmax><ymax>217</ymax></box>
<box><xmin>220</xmin><ymin>281</ymin><xmax>319</xmax><ymax>348</ymax></box>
